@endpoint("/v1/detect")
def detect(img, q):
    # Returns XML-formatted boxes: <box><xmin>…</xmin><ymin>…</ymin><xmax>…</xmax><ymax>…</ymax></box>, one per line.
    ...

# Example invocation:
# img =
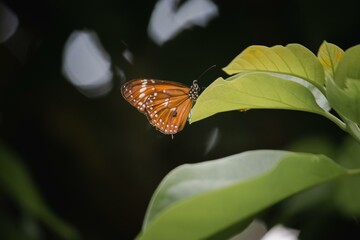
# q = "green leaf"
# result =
<box><xmin>143</xmin><ymin>150</ymin><xmax>286</xmax><ymax>227</ymax></box>
<box><xmin>0</xmin><ymin>143</ymin><xmax>79</xmax><ymax>240</ymax></box>
<box><xmin>137</xmin><ymin>150</ymin><xmax>347</xmax><ymax>240</ymax></box>
<box><xmin>286</xmin><ymin>135</ymin><xmax>337</xmax><ymax>158</ymax></box>
<box><xmin>334</xmin><ymin>44</ymin><xmax>360</xmax><ymax>87</ymax></box>
<box><xmin>326</xmin><ymin>45</ymin><xmax>360</xmax><ymax>124</ymax></box>
<box><xmin>317</xmin><ymin>41</ymin><xmax>344</xmax><ymax>81</ymax></box>
<box><xmin>191</xmin><ymin>73</ymin><xmax>326</xmax><ymax>123</ymax></box>
<box><xmin>333</xmin><ymin>138</ymin><xmax>360</xmax><ymax>216</ymax></box>
<box><xmin>223</xmin><ymin>44</ymin><xmax>325</xmax><ymax>88</ymax></box>
<box><xmin>327</xmin><ymin>78</ymin><xmax>360</xmax><ymax>124</ymax></box>
<box><xmin>326</xmin><ymin>44</ymin><xmax>360</xmax><ymax>124</ymax></box>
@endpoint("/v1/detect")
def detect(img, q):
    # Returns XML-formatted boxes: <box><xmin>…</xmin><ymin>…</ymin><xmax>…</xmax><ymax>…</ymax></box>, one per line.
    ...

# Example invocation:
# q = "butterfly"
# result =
<box><xmin>121</xmin><ymin>79</ymin><xmax>201</xmax><ymax>134</ymax></box>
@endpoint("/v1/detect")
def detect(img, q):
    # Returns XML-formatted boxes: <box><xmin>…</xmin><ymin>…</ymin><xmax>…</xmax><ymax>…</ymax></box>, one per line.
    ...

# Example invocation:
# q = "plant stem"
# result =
<box><xmin>348</xmin><ymin>168</ymin><xmax>360</xmax><ymax>175</ymax></box>
<box><xmin>344</xmin><ymin>119</ymin><xmax>360</xmax><ymax>144</ymax></box>
<box><xmin>323</xmin><ymin>112</ymin><xmax>346</xmax><ymax>130</ymax></box>
<box><xmin>323</xmin><ymin>112</ymin><xmax>360</xmax><ymax>143</ymax></box>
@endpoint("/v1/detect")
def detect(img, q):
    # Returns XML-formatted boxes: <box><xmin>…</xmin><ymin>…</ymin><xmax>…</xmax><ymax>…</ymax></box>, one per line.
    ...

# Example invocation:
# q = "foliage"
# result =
<box><xmin>0</xmin><ymin>144</ymin><xmax>79</xmax><ymax>240</ymax></box>
<box><xmin>137</xmin><ymin>41</ymin><xmax>360</xmax><ymax>239</ymax></box>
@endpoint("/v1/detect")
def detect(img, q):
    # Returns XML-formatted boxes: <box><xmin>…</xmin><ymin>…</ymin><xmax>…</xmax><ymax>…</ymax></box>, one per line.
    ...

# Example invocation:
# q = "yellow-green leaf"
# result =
<box><xmin>223</xmin><ymin>44</ymin><xmax>325</xmax><ymax>88</ymax></box>
<box><xmin>191</xmin><ymin>73</ymin><xmax>326</xmax><ymax>123</ymax></box>
<box><xmin>326</xmin><ymin>44</ymin><xmax>360</xmax><ymax>124</ymax></box>
<box><xmin>317</xmin><ymin>41</ymin><xmax>344</xmax><ymax>81</ymax></box>
<box><xmin>333</xmin><ymin>44</ymin><xmax>360</xmax><ymax>87</ymax></box>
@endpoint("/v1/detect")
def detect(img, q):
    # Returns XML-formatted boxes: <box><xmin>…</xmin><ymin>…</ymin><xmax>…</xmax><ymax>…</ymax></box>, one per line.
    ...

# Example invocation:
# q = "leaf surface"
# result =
<box><xmin>138</xmin><ymin>150</ymin><xmax>347</xmax><ymax>240</ymax></box>
<box><xmin>191</xmin><ymin>73</ymin><xmax>326</xmax><ymax>122</ymax></box>
<box><xmin>317</xmin><ymin>41</ymin><xmax>344</xmax><ymax>81</ymax></box>
<box><xmin>223</xmin><ymin>44</ymin><xmax>325</xmax><ymax>88</ymax></box>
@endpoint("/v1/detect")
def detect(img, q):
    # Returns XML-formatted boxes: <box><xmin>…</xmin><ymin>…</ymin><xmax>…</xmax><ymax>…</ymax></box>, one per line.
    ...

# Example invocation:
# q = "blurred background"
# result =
<box><xmin>1</xmin><ymin>0</ymin><xmax>360</xmax><ymax>239</ymax></box>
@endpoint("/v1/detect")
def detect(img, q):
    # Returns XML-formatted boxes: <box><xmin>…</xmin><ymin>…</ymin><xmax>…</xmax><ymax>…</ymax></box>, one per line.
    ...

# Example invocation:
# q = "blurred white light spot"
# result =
<box><xmin>261</xmin><ymin>224</ymin><xmax>299</xmax><ymax>240</ymax></box>
<box><xmin>230</xmin><ymin>221</ymin><xmax>299</xmax><ymax>240</ymax></box>
<box><xmin>62</xmin><ymin>30</ymin><xmax>113</xmax><ymax>98</ymax></box>
<box><xmin>204</xmin><ymin>127</ymin><xmax>220</xmax><ymax>155</ymax></box>
<box><xmin>122</xmin><ymin>49</ymin><xmax>134</xmax><ymax>64</ymax></box>
<box><xmin>116</xmin><ymin>67</ymin><xmax>127</xmax><ymax>86</ymax></box>
<box><xmin>229</xmin><ymin>220</ymin><xmax>267</xmax><ymax>240</ymax></box>
<box><xmin>148</xmin><ymin>0</ymin><xmax>219</xmax><ymax>45</ymax></box>
<box><xmin>0</xmin><ymin>3</ymin><xmax>19</xmax><ymax>43</ymax></box>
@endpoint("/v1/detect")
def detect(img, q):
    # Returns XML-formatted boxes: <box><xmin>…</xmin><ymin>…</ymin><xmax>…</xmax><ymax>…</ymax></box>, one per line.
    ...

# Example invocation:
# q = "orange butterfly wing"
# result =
<box><xmin>121</xmin><ymin>79</ymin><xmax>194</xmax><ymax>134</ymax></box>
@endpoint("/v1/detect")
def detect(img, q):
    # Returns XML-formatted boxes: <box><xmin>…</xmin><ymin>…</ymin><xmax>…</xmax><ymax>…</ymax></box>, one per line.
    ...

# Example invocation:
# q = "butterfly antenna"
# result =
<box><xmin>196</xmin><ymin>65</ymin><xmax>217</xmax><ymax>80</ymax></box>
<box><xmin>195</xmin><ymin>65</ymin><xmax>216</xmax><ymax>91</ymax></box>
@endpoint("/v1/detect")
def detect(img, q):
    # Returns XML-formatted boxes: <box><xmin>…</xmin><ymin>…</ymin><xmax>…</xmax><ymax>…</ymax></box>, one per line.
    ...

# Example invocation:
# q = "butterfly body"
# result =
<box><xmin>121</xmin><ymin>79</ymin><xmax>200</xmax><ymax>134</ymax></box>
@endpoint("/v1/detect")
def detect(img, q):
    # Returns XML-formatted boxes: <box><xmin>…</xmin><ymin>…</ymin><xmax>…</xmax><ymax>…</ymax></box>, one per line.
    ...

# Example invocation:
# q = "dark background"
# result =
<box><xmin>1</xmin><ymin>0</ymin><xmax>359</xmax><ymax>239</ymax></box>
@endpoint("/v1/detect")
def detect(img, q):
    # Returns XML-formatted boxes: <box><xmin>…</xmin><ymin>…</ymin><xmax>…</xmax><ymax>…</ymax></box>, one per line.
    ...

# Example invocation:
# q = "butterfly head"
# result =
<box><xmin>189</xmin><ymin>80</ymin><xmax>201</xmax><ymax>100</ymax></box>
